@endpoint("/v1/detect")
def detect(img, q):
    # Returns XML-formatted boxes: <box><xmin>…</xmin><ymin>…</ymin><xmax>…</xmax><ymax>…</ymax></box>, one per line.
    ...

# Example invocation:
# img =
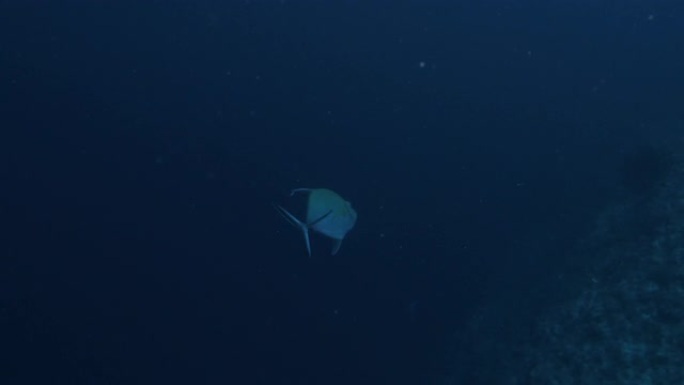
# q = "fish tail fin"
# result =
<box><xmin>302</xmin><ymin>227</ymin><xmax>312</xmax><ymax>257</ymax></box>
<box><xmin>273</xmin><ymin>204</ymin><xmax>312</xmax><ymax>257</ymax></box>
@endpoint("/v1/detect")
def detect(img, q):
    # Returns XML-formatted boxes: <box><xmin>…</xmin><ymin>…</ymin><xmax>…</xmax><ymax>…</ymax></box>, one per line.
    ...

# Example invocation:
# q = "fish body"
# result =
<box><xmin>275</xmin><ymin>188</ymin><xmax>357</xmax><ymax>256</ymax></box>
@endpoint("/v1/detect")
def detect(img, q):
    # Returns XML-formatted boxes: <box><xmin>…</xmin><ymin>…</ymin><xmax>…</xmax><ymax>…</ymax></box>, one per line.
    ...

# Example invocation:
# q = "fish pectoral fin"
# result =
<box><xmin>331</xmin><ymin>239</ymin><xmax>343</xmax><ymax>255</ymax></box>
<box><xmin>308</xmin><ymin>210</ymin><xmax>333</xmax><ymax>227</ymax></box>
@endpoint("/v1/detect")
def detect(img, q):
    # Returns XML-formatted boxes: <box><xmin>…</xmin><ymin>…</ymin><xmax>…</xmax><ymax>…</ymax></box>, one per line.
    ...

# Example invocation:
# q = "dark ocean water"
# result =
<box><xmin>2</xmin><ymin>1</ymin><xmax>683</xmax><ymax>384</ymax></box>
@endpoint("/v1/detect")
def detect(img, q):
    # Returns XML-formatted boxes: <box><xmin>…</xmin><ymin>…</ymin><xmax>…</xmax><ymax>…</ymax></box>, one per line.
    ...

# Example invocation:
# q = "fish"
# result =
<box><xmin>274</xmin><ymin>188</ymin><xmax>357</xmax><ymax>256</ymax></box>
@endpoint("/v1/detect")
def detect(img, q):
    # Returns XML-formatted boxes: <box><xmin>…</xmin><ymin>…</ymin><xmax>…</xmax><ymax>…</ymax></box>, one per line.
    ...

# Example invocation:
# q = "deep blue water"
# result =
<box><xmin>2</xmin><ymin>1</ymin><xmax>683</xmax><ymax>384</ymax></box>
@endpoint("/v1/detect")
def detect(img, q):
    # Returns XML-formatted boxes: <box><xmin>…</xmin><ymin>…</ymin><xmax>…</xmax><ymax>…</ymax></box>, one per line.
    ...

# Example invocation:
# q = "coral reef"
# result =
<box><xmin>515</xmin><ymin>145</ymin><xmax>684</xmax><ymax>384</ymax></box>
<box><xmin>440</xmin><ymin>139</ymin><xmax>684</xmax><ymax>384</ymax></box>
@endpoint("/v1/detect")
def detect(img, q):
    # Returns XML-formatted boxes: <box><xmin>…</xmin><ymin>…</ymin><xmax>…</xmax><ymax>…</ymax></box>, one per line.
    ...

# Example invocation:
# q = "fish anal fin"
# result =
<box><xmin>331</xmin><ymin>239</ymin><xmax>343</xmax><ymax>255</ymax></box>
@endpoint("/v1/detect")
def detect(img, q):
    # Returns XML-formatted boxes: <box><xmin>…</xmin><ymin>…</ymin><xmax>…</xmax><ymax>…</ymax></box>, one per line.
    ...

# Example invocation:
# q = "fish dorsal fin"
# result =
<box><xmin>274</xmin><ymin>204</ymin><xmax>312</xmax><ymax>257</ymax></box>
<box><xmin>289</xmin><ymin>188</ymin><xmax>312</xmax><ymax>196</ymax></box>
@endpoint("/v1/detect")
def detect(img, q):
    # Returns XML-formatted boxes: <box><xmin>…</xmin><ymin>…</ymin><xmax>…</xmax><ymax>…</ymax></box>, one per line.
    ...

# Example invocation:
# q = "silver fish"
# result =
<box><xmin>275</xmin><ymin>188</ymin><xmax>357</xmax><ymax>256</ymax></box>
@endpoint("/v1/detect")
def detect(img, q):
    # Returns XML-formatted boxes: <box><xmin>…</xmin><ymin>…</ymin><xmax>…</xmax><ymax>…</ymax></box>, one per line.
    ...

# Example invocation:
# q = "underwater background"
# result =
<box><xmin>2</xmin><ymin>1</ymin><xmax>684</xmax><ymax>384</ymax></box>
